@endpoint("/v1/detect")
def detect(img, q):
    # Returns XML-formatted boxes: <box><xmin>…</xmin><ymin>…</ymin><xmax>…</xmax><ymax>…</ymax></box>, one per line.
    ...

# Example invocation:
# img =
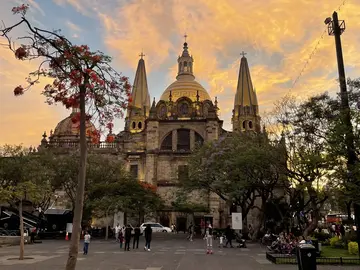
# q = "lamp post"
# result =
<box><xmin>325</xmin><ymin>11</ymin><xmax>360</xmax><ymax>257</ymax></box>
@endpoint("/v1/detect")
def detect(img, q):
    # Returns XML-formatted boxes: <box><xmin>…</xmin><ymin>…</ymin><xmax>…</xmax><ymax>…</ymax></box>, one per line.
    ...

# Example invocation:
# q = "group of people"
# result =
<box><xmin>267</xmin><ymin>232</ymin><xmax>313</xmax><ymax>254</ymax></box>
<box><xmin>114</xmin><ymin>224</ymin><xmax>153</xmax><ymax>251</ymax></box>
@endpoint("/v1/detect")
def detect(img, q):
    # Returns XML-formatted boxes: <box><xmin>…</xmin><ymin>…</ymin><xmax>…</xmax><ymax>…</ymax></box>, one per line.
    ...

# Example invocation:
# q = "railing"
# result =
<box><xmin>266</xmin><ymin>252</ymin><xmax>360</xmax><ymax>265</ymax></box>
<box><xmin>48</xmin><ymin>140</ymin><xmax>119</xmax><ymax>149</ymax></box>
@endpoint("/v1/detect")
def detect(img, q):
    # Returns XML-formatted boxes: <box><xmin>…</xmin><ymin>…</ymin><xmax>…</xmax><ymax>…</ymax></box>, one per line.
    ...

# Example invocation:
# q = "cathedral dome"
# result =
<box><xmin>160</xmin><ymin>41</ymin><xmax>211</xmax><ymax>102</ymax></box>
<box><xmin>52</xmin><ymin>109</ymin><xmax>96</xmax><ymax>139</ymax></box>
<box><xmin>160</xmin><ymin>78</ymin><xmax>211</xmax><ymax>102</ymax></box>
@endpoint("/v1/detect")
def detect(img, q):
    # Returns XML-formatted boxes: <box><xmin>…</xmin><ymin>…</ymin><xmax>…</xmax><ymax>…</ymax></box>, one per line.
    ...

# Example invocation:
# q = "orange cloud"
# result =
<box><xmin>95</xmin><ymin>0</ymin><xmax>360</xmax><ymax>132</ymax></box>
<box><xmin>0</xmin><ymin>38</ymin><xmax>68</xmax><ymax>147</ymax></box>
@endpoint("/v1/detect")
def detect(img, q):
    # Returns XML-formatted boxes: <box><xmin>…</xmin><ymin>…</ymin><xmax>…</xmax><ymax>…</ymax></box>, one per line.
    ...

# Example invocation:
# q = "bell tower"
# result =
<box><xmin>126</xmin><ymin>52</ymin><xmax>151</xmax><ymax>133</ymax></box>
<box><xmin>232</xmin><ymin>52</ymin><xmax>261</xmax><ymax>132</ymax></box>
<box><xmin>176</xmin><ymin>34</ymin><xmax>195</xmax><ymax>81</ymax></box>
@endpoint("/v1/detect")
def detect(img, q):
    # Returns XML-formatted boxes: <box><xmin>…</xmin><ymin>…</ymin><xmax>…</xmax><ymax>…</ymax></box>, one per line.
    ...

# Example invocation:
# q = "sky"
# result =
<box><xmin>0</xmin><ymin>0</ymin><xmax>359</xmax><ymax>147</ymax></box>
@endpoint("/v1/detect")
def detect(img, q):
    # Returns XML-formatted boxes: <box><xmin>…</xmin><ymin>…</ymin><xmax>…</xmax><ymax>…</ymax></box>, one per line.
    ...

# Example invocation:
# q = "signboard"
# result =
<box><xmin>231</xmin><ymin>213</ymin><xmax>242</xmax><ymax>230</ymax></box>
<box><xmin>66</xmin><ymin>223</ymin><xmax>73</xmax><ymax>233</ymax></box>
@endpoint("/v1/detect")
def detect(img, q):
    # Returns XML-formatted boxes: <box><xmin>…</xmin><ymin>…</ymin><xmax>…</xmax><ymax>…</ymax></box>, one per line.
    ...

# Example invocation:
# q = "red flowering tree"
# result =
<box><xmin>1</xmin><ymin>4</ymin><xmax>131</xmax><ymax>270</ymax></box>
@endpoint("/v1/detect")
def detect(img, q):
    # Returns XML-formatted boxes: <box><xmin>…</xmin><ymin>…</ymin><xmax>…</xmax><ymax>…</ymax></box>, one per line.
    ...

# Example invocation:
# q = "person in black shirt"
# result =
<box><xmin>124</xmin><ymin>224</ymin><xmax>132</xmax><ymax>251</ymax></box>
<box><xmin>133</xmin><ymin>224</ymin><xmax>141</xmax><ymax>249</ymax></box>
<box><xmin>144</xmin><ymin>224</ymin><xmax>152</xmax><ymax>251</ymax></box>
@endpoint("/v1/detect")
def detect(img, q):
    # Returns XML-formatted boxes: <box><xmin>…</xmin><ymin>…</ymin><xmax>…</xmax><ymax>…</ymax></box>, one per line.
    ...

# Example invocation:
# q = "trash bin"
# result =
<box><xmin>296</xmin><ymin>243</ymin><xmax>317</xmax><ymax>270</ymax></box>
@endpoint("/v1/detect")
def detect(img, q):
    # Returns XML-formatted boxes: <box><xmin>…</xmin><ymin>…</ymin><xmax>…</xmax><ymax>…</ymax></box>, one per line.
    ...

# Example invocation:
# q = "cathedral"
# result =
<box><xmin>39</xmin><ymin>40</ymin><xmax>262</xmax><ymax>230</ymax></box>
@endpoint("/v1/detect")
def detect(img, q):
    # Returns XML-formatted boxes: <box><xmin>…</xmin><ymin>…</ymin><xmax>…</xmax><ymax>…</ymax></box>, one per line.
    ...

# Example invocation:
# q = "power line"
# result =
<box><xmin>288</xmin><ymin>0</ymin><xmax>347</xmax><ymax>93</ymax></box>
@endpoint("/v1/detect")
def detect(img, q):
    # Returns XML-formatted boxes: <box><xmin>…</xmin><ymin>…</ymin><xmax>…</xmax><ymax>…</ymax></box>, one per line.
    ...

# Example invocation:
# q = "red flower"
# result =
<box><xmin>106</xmin><ymin>135</ymin><xmax>115</xmax><ymax>143</ymax></box>
<box><xmin>14</xmin><ymin>86</ymin><xmax>24</xmax><ymax>96</ymax></box>
<box><xmin>15</xmin><ymin>47</ymin><xmax>28</xmax><ymax>60</ymax></box>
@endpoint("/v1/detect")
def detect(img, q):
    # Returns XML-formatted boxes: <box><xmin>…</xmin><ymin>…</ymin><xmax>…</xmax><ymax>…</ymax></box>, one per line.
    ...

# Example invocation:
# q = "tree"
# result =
<box><xmin>181</xmin><ymin>132</ymin><xmax>284</xmax><ymax>235</ymax></box>
<box><xmin>274</xmin><ymin>95</ymin><xmax>335</xmax><ymax>236</ymax></box>
<box><xmin>1</xmin><ymin>5</ymin><xmax>130</xmax><ymax>269</ymax></box>
<box><xmin>0</xmin><ymin>145</ymin><xmax>51</xmax><ymax>260</ymax></box>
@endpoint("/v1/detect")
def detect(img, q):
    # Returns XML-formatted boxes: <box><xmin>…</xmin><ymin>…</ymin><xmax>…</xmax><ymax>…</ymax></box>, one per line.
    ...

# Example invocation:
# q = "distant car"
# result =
<box><xmin>140</xmin><ymin>223</ymin><xmax>172</xmax><ymax>233</ymax></box>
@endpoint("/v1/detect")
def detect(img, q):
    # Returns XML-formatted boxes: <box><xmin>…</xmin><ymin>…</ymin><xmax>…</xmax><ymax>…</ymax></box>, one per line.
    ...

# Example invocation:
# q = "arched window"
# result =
<box><xmin>132</xmin><ymin>122</ymin><xmax>136</xmax><ymax>129</ymax></box>
<box><xmin>177</xmin><ymin>129</ymin><xmax>190</xmax><ymax>151</ymax></box>
<box><xmin>160</xmin><ymin>133</ymin><xmax>172</xmax><ymax>150</ymax></box>
<box><xmin>242</xmin><ymin>121</ymin><xmax>246</xmax><ymax>129</ymax></box>
<box><xmin>138</xmin><ymin>122</ymin><xmax>142</xmax><ymax>129</ymax></box>
<box><xmin>183</xmin><ymin>61</ymin><xmax>188</xmax><ymax>72</ymax></box>
<box><xmin>248</xmin><ymin>121</ymin><xmax>253</xmax><ymax>129</ymax></box>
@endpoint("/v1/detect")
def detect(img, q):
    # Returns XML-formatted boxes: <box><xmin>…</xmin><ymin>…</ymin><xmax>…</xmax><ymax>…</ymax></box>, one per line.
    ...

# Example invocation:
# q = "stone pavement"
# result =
<box><xmin>0</xmin><ymin>234</ymin><xmax>358</xmax><ymax>270</ymax></box>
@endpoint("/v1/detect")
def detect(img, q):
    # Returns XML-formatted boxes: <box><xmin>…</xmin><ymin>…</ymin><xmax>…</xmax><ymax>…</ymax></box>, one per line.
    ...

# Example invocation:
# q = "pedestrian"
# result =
<box><xmin>219</xmin><ymin>234</ymin><xmax>224</xmax><ymax>248</ymax></box>
<box><xmin>200</xmin><ymin>219</ymin><xmax>205</xmax><ymax>239</ymax></box>
<box><xmin>144</xmin><ymin>224</ymin><xmax>152</xmax><ymax>251</ymax></box>
<box><xmin>125</xmin><ymin>224</ymin><xmax>132</xmax><ymax>251</ymax></box>
<box><xmin>205</xmin><ymin>222</ymin><xmax>213</xmax><ymax>254</ymax></box>
<box><xmin>119</xmin><ymin>230</ymin><xmax>124</xmax><ymax>249</ymax></box>
<box><xmin>124</xmin><ymin>224</ymin><xmax>132</xmax><ymax>251</ymax></box>
<box><xmin>187</xmin><ymin>222</ymin><xmax>194</xmax><ymax>241</ymax></box>
<box><xmin>224</xmin><ymin>225</ymin><xmax>234</xmax><ymax>248</ymax></box>
<box><xmin>83</xmin><ymin>231</ymin><xmax>91</xmax><ymax>255</ymax></box>
<box><xmin>114</xmin><ymin>223</ymin><xmax>121</xmax><ymax>242</ymax></box>
<box><xmin>133</xmin><ymin>224</ymin><xmax>141</xmax><ymax>249</ymax></box>
<box><xmin>340</xmin><ymin>224</ymin><xmax>345</xmax><ymax>238</ymax></box>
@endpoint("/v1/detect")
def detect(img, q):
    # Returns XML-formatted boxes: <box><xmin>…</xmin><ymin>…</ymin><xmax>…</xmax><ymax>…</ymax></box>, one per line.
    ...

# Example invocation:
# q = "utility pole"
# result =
<box><xmin>326</xmin><ymin>11</ymin><xmax>360</xmax><ymax>257</ymax></box>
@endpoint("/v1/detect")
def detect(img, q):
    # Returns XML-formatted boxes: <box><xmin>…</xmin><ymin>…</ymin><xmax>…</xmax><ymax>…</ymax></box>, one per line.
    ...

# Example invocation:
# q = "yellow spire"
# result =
<box><xmin>234</xmin><ymin>52</ymin><xmax>258</xmax><ymax>107</ymax></box>
<box><xmin>127</xmin><ymin>54</ymin><xmax>151</xmax><ymax>117</ymax></box>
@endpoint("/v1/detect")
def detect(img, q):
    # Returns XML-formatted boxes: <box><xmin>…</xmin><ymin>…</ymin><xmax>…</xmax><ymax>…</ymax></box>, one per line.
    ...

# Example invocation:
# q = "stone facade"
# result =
<box><xmin>39</xmin><ymin>41</ymin><xmax>266</xmax><ymax>229</ymax></box>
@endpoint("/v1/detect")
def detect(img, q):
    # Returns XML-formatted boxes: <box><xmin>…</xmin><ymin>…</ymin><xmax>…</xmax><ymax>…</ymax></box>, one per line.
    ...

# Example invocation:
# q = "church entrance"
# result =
<box><xmin>176</xmin><ymin>217</ymin><xmax>187</xmax><ymax>233</ymax></box>
<box><xmin>159</xmin><ymin>214</ymin><xmax>170</xmax><ymax>227</ymax></box>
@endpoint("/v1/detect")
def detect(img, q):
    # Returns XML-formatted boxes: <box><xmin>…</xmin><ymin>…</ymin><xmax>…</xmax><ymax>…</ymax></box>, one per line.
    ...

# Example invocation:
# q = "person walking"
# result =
<box><xmin>133</xmin><ymin>224</ymin><xmax>141</xmax><ymax>249</ymax></box>
<box><xmin>118</xmin><ymin>230</ymin><xmax>124</xmax><ymax>249</ymax></box>
<box><xmin>83</xmin><ymin>231</ymin><xmax>91</xmax><ymax>255</ymax></box>
<box><xmin>205</xmin><ymin>222</ymin><xmax>213</xmax><ymax>254</ymax></box>
<box><xmin>144</xmin><ymin>224</ymin><xmax>152</xmax><ymax>251</ymax></box>
<box><xmin>114</xmin><ymin>223</ymin><xmax>121</xmax><ymax>242</ymax></box>
<box><xmin>187</xmin><ymin>222</ymin><xmax>194</xmax><ymax>241</ymax></box>
<box><xmin>224</xmin><ymin>225</ymin><xmax>234</xmax><ymax>248</ymax></box>
<box><xmin>124</xmin><ymin>224</ymin><xmax>132</xmax><ymax>251</ymax></box>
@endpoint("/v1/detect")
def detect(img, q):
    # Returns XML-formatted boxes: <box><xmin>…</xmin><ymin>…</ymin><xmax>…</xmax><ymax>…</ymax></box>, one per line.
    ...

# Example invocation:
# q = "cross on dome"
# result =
<box><xmin>240</xmin><ymin>51</ymin><xmax>247</xmax><ymax>57</ymax></box>
<box><xmin>184</xmin><ymin>33</ymin><xmax>188</xmax><ymax>42</ymax></box>
<box><xmin>139</xmin><ymin>51</ymin><xmax>145</xmax><ymax>59</ymax></box>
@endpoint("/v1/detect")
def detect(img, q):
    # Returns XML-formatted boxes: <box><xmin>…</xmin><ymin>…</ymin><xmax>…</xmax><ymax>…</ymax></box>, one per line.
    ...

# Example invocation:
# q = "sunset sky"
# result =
<box><xmin>0</xmin><ymin>0</ymin><xmax>359</xmax><ymax>147</ymax></box>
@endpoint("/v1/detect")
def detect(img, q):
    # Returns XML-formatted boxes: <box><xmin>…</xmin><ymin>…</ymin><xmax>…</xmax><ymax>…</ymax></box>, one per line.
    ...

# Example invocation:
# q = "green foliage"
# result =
<box><xmin>313</xmin><ymin>232</ymin><xmax>331</xmax><ymax>242</ymax></box>
<box><xmin>182</xmin><ymin>132</ymin><xmax>285</xmax><ymax>219</ymax></box>
<box><xmin>330</xmin><ymin>236</ymin><xmax>340</xmax><ymax>247</ymax></box>
<box><xmin>0</xmin><ymin>145</ymin><xmax>53</xmax><ymax>206</ymax></box>
<box><xmin>348</xmin><ymin>241</ymin><xmax>359</xmax><ymax>255</ymax></box>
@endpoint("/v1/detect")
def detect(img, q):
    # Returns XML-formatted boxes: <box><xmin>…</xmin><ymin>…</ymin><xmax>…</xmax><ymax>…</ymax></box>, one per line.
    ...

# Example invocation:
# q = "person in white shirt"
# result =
<box><xmin>83</xmin><ymin>231</ymin><xmax>91</xmax><ymax>255</ymax></box>
<box><xmin>114</xmin><ymin>224</ymin><xmax>121</xmax><ymax>242</ymax></box>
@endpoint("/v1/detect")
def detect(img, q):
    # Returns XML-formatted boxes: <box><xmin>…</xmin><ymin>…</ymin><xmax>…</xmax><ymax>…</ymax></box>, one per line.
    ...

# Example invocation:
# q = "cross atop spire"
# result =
<box><xmin>184</xmin><ymin>33</ymin><xmax>188</xmax><ymax>42</ymax></box>
<box><xmin>139</xmin><ymin>51</ymin><xmax>145</xmax><ymax>59</ymax></box>
<box><xmin>240</xmin><ymin>51</ymin><xmax>247</xmax><ymax>57</ymax></box>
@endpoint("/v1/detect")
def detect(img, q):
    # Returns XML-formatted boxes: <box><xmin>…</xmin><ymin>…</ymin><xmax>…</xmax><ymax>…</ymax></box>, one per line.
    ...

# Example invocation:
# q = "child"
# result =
<box><xmin>219</xmin><ymin>234</ymin><xmax>224</xmax><ymax>248</ymax></box>
<box><xmin>83</xmin><ymin>231</ymin><xmax>91</xmax><ymax>255</ymax></box>
<box><xmin>205</xmin><ymin>222</ymin><xmax>213</xmax><ymax>254</ymax></box>
<box><xmin>118</xmin><ymin>230</ymin><xmax>124</xmax><ymax>249</ymax></box>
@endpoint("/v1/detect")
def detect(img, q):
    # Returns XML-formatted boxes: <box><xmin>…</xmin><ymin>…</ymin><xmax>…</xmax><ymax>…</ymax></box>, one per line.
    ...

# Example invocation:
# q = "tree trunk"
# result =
<box><xmin>19</xmin><ymin>199</ymin><xmax>24</xmax><ymax>260</ymax></box>
<box><xmin>303</xmin><ymin>187</ymin><xmax>320</xmax><ymax>237</ymax></box>
<box><xmin>105</xmin><ymin>215</ymin><xmax>109</xmax><ymax>241</ymax></box>
<box><xmin>66</xmin><ymin>87</ymin><xmax>88</xmax><ymax>270</ymax></box>
<box><xmin>346</xmin><ymin>201</ymin><xmax>352</xmax><ymax>221</ymax></box>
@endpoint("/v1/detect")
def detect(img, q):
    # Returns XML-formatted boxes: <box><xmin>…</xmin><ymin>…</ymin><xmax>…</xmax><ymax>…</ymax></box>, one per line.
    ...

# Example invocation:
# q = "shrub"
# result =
<box><xmin>348</xmin><ymin>242</ymin><xmax>359</xmax><ymax>255</ymax></box>
<box><xmin>313</xmin><ymin>232</ymin><xmax>331</xmax><ymax>242</ymax></box>
<box><xmin>344</xmin><ymin>230</ymin><xmax>357</xmax><ymax>243</ymax></box>
<box><xmin>330</xmin><ymin>236</ymin><xmax>340</xmax><ymax>247</ymax></box>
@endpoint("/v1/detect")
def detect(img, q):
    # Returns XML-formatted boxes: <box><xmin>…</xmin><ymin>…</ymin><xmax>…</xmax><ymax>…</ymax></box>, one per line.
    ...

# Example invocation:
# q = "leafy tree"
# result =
<box><xmin>1</xmin><ymin>4</ymin><xmax>131</xmax><ymax>267</ymax></box>
<box><xmin>0</xmin><ymin>145</ymin><xmax>51</xmax><ymax>260</ymax></box>
<box><xmin>181</xmin><ymin>132</ymin><xmax>284</xmax><ymax>235</ymax></box>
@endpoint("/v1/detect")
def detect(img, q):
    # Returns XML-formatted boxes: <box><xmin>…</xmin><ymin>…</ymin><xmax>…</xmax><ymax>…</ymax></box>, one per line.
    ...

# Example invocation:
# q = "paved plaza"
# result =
<box><xmin>0</xmin><ymin>234</ymin><xmax>358</xmax><ymax>270</ymax></box>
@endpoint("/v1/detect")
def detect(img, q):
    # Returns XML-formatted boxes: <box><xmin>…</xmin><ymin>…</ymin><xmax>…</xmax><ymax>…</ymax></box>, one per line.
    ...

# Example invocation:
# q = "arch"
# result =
<box><xmin>242</xmin><ymin>121</ymin><xmax>246</xmax><ymax>129</ymax></box>
<box><xmin>248</xmin><ymin>121</ymin><xmax>253</xmax><ymax>129</ymax></box>
<box><xmin>160</xmin><ymin>132</ymin><xmax>172</xmax><ymax>150</ymax></box>
<box><xmin>138</xmin><ymin>122</ymin><xmax>142</xmax><ymax>129</ymax></box>
<box><xmin>132</xmin><ymin>121</ymin><xmax>136</xmax><ymax>129</ymax></box>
